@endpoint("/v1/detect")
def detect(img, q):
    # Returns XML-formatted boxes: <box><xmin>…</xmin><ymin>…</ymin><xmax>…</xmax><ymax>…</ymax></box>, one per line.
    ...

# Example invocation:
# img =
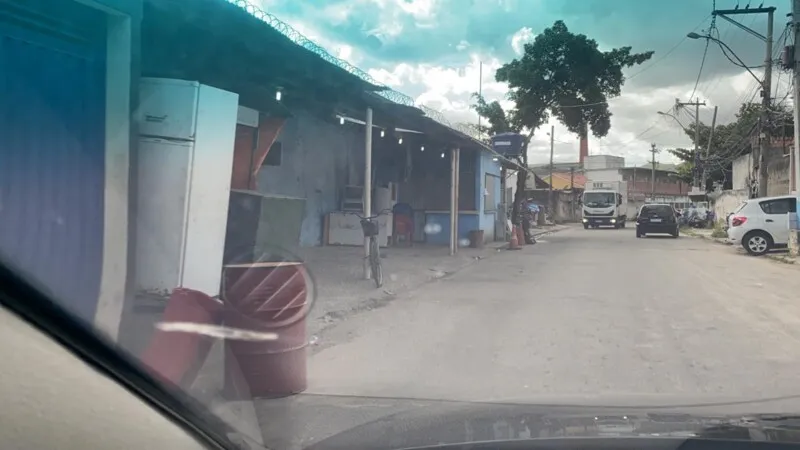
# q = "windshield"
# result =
<box><xmin>640</xmin><ymin>205</ymin><xmax>674</xmax><ymax>217</ymax></box>
<box><xmin>583</xmin><ymin>192</ymin><xmax>616</xmax><ymax>207</ymax></box>
<box><xmin>4</xmin><ymin>1</ymin><xmax>800</xmax><ymax>449</ymax></box>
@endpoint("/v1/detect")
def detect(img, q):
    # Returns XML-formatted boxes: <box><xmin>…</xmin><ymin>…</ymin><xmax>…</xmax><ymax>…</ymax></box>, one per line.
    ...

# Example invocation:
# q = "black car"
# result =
<box><xmin>635</xmin><ymin>203</ymin><xmax>679</xmax><ymax>238</ymax></box>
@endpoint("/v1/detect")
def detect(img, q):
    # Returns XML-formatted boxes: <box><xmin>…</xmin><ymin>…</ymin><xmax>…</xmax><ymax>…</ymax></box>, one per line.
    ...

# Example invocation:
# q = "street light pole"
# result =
<box><xmin>793</xmin><ymin>0</ymin><xmax>800</xmax><ymax>194</ymax></box>
<box><xmin>688</xmin><ymin>5</ymin><xmax>775</xmax><ymax>197</ymax></box>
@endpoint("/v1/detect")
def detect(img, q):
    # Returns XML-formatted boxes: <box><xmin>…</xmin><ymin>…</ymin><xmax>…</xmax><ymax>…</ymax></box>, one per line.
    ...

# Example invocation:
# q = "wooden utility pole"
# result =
<box><xmin>569</xmin><ymin>166</ymin><xmax>575</xmax><ymax>221</ymax></box>
<box><xmin>711</xmin><ymin>6</ymin><xmax>774</xmax><ymax>197</ymax></box>
<box><xmin>703</xmin><ymin>105</ymin><xmax>719</xmax><ymax>190</ymax></box>
<box><xmin>675</xmin><ymin>98</ymin><xmax>706</xmax><ymax>191</ymax></box>
<box><xmin>650</xmin><ymin>143</ymin><xmax>659</xmax><ymax>199</ymax></box>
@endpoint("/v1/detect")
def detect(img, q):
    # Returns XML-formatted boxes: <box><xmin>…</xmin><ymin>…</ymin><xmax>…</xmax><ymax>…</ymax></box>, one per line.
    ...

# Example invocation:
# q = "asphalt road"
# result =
<box><xmin>257</xmin><ymin>225</ymin><xmax>800</xmax><ymax>448</ymax></box>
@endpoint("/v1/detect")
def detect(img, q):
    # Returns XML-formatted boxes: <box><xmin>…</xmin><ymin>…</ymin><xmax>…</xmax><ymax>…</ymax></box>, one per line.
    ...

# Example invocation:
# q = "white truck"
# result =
<box><xmin>581</xmin><ymin>181</ymin><xmax>628</xmax><ymax>229</ymax></box>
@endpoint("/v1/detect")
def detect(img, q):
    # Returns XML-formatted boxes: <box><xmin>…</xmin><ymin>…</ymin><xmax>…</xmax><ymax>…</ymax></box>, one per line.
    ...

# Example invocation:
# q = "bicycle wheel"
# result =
<box><xmin>370</xmin><ymin>238</ymin><xmax>383</xmax><ymax>288</ymax></box>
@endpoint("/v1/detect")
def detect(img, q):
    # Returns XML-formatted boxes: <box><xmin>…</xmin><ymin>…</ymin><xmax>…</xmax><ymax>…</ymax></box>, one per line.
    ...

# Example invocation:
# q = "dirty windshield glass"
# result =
<box><xmin>583</xmin><ymin>192</ymin><xmax>616</xmax><ymax>207</ymax></box>
<box><xmin>641</xmin><ymin>205</ymin><xmax>674</xmax><ymax>217</ymax></box>
<box><xmin>5</xmin><ymin>0</ymin><xmax>800</xmax><ymax>449</ymax></box>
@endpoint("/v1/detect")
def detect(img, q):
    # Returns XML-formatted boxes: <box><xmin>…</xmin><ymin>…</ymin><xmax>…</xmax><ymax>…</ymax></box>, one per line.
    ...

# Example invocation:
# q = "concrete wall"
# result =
<box><xmin>585</xmin><ymin>169</ymin><xmax>622</xmax><ymax>183</ymax></box>
<box><xmin>622</xmin><ymin>169</ymin><xmax>687</xmax><ymax>197</ymax></box>
<box><xmin>766</xmin><ymin>153</ymin><xmax>791</xmax><ymax>197</ymax></box>
<box><xmin>257</xmin><ymin>110</ymin><xmax>365</xmax><ymax>247</ymax></box>
<box><xmin>731</xmin><ymin>153</ymin><xmax>750</xmax><ymax>191</ymax></box>
<box><xmin>712</xmin><ymin>189</ymin><xmax>749</xmax><ymax>224</ymax></box>
<box><xmin>89</xmin><ymin>0</ymin><xmax>141</xmax><ymax>340</ymax></box>
<box><xmin>584</xmin><ymin>155</ymin><xmax>624</xmax><ymax>170</ymax></box>
<box><xmin>731</xmin><ymin>150</ymin><xmax>790</xmax><ymax>196</ymax></box>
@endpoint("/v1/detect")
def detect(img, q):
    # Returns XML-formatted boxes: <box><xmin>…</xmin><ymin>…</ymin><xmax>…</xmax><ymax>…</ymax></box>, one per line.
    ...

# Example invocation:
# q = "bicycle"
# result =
<box><xmin>351</xmin><ymin>209</ymin><xmax>391</xmax><ymax>288</ymax></box>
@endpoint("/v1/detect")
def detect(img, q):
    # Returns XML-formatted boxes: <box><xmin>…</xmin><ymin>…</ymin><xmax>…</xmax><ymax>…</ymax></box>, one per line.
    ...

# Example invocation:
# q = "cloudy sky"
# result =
<box><xmin>256</xmin><ymin>0</ymin><xmax>792</xmax><ymax>166</ymax></box>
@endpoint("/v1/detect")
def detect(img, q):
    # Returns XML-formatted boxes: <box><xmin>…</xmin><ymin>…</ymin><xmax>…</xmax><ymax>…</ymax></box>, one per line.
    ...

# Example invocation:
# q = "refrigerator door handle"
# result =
<box><xmin>145</xmin><ymin>114</ymin><xmax>168</xmax><ymax>123</ymax></box>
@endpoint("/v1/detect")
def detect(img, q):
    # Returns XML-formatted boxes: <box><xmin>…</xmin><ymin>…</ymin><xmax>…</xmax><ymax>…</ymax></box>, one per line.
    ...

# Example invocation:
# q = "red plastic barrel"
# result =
<box><xmin>222</xmin><ymin>262</ymin><xmax>308</xmax><ymax>398</ymax></box>
<box><xmin>140</xmin><ymin>288</ymin><xmax>222</xmax><ymax>389</ymax></box>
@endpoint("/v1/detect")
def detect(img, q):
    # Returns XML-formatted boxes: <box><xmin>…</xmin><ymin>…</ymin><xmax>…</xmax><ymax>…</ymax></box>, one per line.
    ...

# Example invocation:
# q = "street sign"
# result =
<box><xmin>490</xmin><ymin>132</ymin><xmax>524</xmax><ymax>158</ymax></box>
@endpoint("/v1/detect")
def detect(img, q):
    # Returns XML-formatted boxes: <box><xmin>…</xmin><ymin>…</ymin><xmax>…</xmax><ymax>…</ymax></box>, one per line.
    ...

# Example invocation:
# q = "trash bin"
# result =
<box><xmin>222</xmin><ymin>261</ymin><xmax>309</xmax><ymax>398</ymax></box>
<box><xmin>140</xmin><ymin>288</ymin><xmax>222</xmax><ymax>389</ymax></box>
<box><xmin>468</xmin><ymin>230</ymin><xmax>484</xmax><ymax>248</ymax></box>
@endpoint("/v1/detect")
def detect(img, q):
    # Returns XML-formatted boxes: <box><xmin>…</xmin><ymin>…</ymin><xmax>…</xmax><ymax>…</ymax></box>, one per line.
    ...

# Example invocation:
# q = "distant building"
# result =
<box><xmin>582</xmin><ymin>155</ymin><xmax>691</xmax><ymax>214</ymax></box>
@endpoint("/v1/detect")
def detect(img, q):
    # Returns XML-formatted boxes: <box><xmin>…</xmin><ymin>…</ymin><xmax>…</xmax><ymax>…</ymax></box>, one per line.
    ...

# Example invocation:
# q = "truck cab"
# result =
<box><xmin>582</xmin><ymin>184</ymin><xmax>627</xmax><ymax>229</ymax></box>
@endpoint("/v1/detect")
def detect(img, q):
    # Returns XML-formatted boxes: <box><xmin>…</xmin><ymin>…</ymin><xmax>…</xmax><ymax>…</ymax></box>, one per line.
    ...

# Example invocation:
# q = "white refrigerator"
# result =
<box><xmin>135</xmin><ymin>78</ymin><xmax>239</xmax><ymax>297</ymax></box>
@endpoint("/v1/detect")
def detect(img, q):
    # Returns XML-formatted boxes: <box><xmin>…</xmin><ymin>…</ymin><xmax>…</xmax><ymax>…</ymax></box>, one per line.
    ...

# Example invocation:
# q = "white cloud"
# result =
<box><xmin>510</xmin><ymin>27</ymin><xmax>535</xmax><ymax>56</ymax></box>
<box><xmin>255</xmin><ymin>1</ymin><xmax>793</xmax><ymax>169</ymax></box>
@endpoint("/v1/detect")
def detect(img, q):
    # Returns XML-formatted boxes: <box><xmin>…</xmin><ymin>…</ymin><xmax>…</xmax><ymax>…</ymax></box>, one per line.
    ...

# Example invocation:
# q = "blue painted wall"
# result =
<box><xmin>424</xmin><ymin>213</ymin><xmax>481</xmax><ymax>245</ymax></box>
<box><xmin>477</xmin><ymin>151</ymin><xmax>501</xmax><ymax>242</ymax></box>
<box><xmin>257</xmin><ymin>110</ymin><xmax>365</xmax><ymax>247</ymax></box>
<box><xmin>0</xmin><ymin>3</ymin><xmax>108</xmax><ymax>323</ymax></box>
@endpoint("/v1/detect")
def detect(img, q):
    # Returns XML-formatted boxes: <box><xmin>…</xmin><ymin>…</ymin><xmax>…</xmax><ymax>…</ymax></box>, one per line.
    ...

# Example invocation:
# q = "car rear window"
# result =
<box><xmin>640</xmin><ymin>205</ymin><xmax>673</xmax><ymax>217</ymax></box>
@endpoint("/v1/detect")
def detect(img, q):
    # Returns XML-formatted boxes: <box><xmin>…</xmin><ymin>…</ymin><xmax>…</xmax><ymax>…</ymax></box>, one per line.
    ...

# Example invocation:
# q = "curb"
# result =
<box><xmin>683</xmin><ymin>228</ymin><xmax>797</xmax><ymax>264</ymax></box>
<box><xmin>766</xmin><ymin>254</ymin><xmax>796</xmax><ymax>264</ymax></box>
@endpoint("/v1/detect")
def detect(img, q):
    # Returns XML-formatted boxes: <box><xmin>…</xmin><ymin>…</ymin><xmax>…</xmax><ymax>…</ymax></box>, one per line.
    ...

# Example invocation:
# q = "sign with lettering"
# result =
<box><xmin>490</xmin><ymin>132</ymin><xmax>524</xmax><ymax>158</ymax></box>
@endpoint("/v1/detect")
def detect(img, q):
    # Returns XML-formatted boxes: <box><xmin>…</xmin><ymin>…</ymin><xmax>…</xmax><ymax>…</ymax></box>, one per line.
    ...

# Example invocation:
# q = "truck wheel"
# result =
<box><xmin>583</xmin><ymin>223</ymin><xmax>589</xmax><ymax>229</ymax></box>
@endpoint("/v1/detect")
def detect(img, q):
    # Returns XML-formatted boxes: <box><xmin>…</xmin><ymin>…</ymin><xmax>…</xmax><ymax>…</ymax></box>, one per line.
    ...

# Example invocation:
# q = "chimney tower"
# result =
<box><xmin>579</xmin><ymin>123</ymin><xmax>589</xmax><ymax>164</ymax></box>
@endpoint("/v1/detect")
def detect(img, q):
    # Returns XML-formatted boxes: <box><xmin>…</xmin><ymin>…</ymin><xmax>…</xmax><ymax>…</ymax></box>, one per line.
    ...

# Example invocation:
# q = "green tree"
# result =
<box><xmin>667</xmin><ymin>102</ymin><xmax>792</xmax><ymax>190</ymax></box>
<box><xmin>474</xmin><ymin>20</ymin><xmax>653</xmax><ymax>223</ymax></box>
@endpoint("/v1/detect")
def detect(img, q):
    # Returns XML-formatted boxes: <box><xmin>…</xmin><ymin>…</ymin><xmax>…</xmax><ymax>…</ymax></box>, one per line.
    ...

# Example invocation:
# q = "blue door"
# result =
<box><xmin>0</xmin><ymin>1</ymin><xmax>107</xmax><ymax>323</ymax></box>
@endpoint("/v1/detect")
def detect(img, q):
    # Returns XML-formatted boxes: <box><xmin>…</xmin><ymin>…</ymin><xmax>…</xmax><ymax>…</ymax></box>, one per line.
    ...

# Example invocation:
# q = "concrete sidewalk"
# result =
<box><xmin>681</xmin><ymin>227</ymin><xmax>795</xmax><ymax>264</ymax></box>
<box><xmin>116</xmin><ymin>225</ymin><xmax>568</xmax><ymax>403</ymax></box>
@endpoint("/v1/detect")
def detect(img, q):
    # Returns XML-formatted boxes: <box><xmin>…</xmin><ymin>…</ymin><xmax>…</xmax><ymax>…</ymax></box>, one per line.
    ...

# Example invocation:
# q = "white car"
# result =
<box><xmin>726</xmin><ymin>195</ymin><xmax>797</xmax><ymax>256</ymax></box>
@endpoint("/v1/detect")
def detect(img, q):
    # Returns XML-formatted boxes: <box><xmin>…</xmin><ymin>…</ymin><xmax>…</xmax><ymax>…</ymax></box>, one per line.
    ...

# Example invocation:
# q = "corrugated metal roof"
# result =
<box><xmin>542</xmin><ymin>172</ymin><xmax>586</xmax><ymax>189</ymax></box>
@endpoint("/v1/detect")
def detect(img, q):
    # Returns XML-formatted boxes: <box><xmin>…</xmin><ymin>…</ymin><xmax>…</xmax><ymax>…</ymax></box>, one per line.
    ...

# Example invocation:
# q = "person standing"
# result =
<box><xmin>522</xmin><ymin>199</ymin><xmax>538</xmax><ymax>244</ymax></box>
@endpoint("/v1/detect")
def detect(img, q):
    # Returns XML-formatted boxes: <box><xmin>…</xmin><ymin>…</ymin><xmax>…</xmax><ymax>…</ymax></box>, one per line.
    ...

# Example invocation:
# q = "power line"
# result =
<box><xmin>690</xmin><ymin>2</ymin><xmax>717</xmax><ymax>99</ymax></box>
<box><xmin>627</xmin><ymin>15</ymin><xmax>712</xmax><ymax>81</ymax></box>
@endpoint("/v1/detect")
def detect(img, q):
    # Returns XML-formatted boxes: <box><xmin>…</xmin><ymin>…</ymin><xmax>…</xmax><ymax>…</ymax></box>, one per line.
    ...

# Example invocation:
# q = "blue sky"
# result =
<box><xmin>257</xmin><ymin>0</ymin><xmax>792</xmax><ymax>166</ymax></box>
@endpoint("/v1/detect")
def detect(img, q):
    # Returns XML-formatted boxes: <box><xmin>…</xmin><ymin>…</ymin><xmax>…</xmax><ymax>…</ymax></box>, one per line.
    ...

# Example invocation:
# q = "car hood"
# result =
<box><xmin>291</xmin><ymin>399</ymin><xmax>800</xmax><ymax>450</ymax></box>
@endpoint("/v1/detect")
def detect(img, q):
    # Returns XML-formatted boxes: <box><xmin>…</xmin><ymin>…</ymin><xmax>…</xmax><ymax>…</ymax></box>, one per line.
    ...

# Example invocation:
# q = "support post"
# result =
<box><xmin>450</xmin><ymin>148</ymin><xmax>458</xmax><ymax>255</ymax></box>
<box><xmin>363</xmin><ymin>107</ymin><xmax>373</xmax><ymax>279</ymax></box>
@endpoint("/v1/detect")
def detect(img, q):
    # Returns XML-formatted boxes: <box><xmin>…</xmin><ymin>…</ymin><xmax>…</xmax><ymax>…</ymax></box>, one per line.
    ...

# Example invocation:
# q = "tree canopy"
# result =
<box><xmin>494</xmin><ymin>20</ymin><xmax>653</xmax><ymax>139</ymax></box>
<box><xmin>667</xmin><ymin>102</ymin><xmax>793</xmax><ymax>190</ymax></box>
<box><xmin>472</xmin><ymin>20</ymin><xmax>653</xmax><ymax>222</ymax></box>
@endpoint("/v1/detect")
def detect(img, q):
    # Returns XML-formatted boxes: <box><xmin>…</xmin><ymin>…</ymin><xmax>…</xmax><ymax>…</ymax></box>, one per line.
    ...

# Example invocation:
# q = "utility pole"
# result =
<box><xmin>761</xmin><ymin>7</ymin><xmax>774</xmax><ymax>198</ymax></box>
<box><xmin>791</xmin><ymin>0</ymin><xmax>800</xmax><ymax>256</ymax></box>
<box><xmin>650</xmin><ymin>143</ymin><xmax>659</xmax><ymax>199</ymax></box>
<box><xmin>675</xmin><ymin>98</ymin><xmax>706</xmax><ymax>192</ymax></box>
<box><xmin>569</xmin><ymin>166</ymin><xmax>575</xmax><ymax>221</ymax></box>
<box><xmin>703</xmin><ymin>105</ymin><xmax>719</xmax><ymax>191</ymax></box>
<box><xmin>793</xmin><ymin>0</ymin><xmax>800</xmax><ymax>193</ymax></box>
<box><xmin>548</xmin><ymin>125</ymin><xmax>555</xmax><ymax>220</ymax></box>
<box><xmin>712</xmin><ymin>6</ymin><xmax>775</xmax><ymax>197</ymax></box>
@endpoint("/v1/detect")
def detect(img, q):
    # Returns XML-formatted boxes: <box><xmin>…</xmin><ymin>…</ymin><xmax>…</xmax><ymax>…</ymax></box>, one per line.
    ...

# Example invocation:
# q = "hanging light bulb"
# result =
<box><xmin>275</xmin><ymin>90</ymin><xmax>282</xmax><ymax>101</ymax></box>
<box><xmin>420</xmin><ymin>145</ymin><xmax>425</xmax><ymax>152</ymax></box>
<box><xmin>339</xmin><ymin>116</ymin><xmax>345</xmax><ymax>125</ymax></box>
<box><xmin>380</xmin><ymin>129</ymin><xmax>385</xmax><ymax>138</ymax></box>
<box><xmin>398</xmin><ymin>137</ymin><xmax>403</xmax><ymax>144</ymax></box>
<box><xmin>440</xmin><ymin>152</ymin><xmax>445</xmax><ymax>158</ymax></box>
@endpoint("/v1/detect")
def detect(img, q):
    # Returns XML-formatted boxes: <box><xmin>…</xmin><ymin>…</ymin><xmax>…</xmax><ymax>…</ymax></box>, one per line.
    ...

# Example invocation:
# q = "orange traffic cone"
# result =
<box><xmin>517</xmin><ymin>225</ymin><xmax>527</xmax><ymax>246</ymax></box>
<box><xmin>508</xmin><ymin>225</ymin><xmax>522</xmax><ymax>250</ymax></box>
